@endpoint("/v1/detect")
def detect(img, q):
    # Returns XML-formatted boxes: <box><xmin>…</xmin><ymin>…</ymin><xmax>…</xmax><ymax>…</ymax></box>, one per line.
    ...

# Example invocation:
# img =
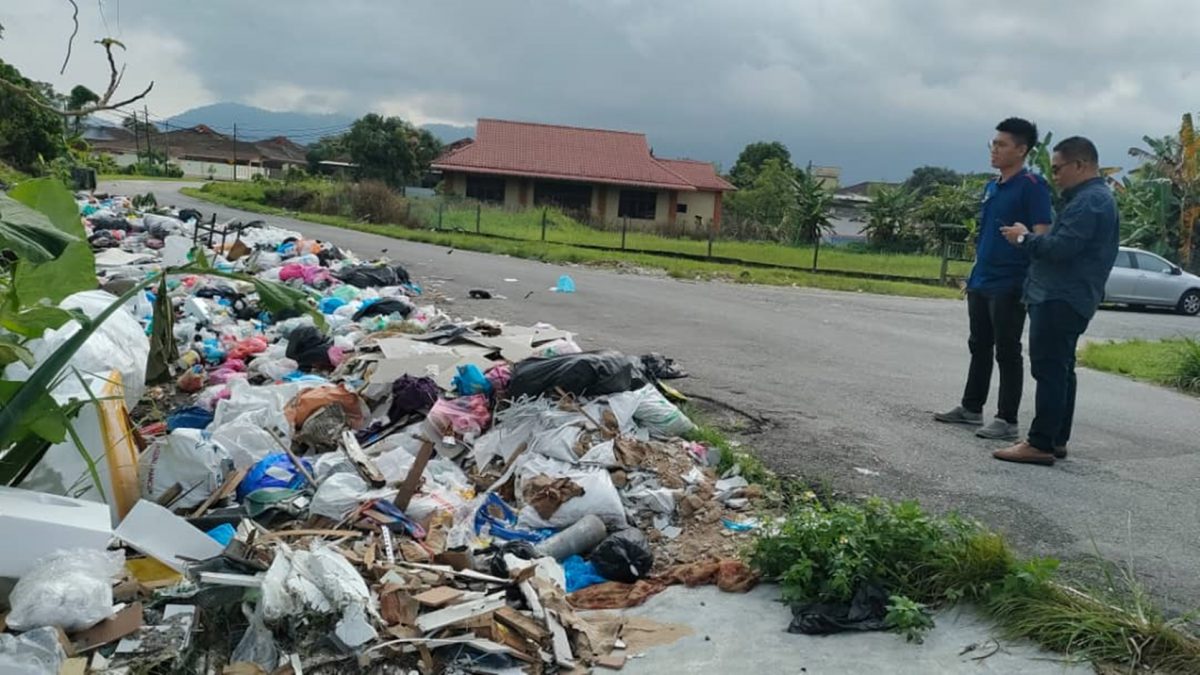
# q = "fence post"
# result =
<box><xmin>707</xmin><ymin>220</ymin><xmax>714</xmax><ymax>259</ymax></box>
<box><xmin>812</xmin><ymin>232</ymin><xmax>821</xmax><ymax>272</ymax></box>
<box><xmin>541</xmin><ymin>207</ymin><xmax>548</xmax><ymax>242</ymax></box>
<box><xmin>621</xmin><ymin>217</ymin><xmax>628</xmax><ymax>251</ymax></box>
<box><xmin>939</xmin><ymin>226</ymin><xmax>950</xmax><ymax>284</ymax></box>
<box><xmin>437</xmin><ymin>201</ymin><xmax>444</xmax><ymax>231</ymax></box>
<box><xmin>475</xmin><ymin>202</ymin><xmax>481</xmax><ymax>234</ymax></box>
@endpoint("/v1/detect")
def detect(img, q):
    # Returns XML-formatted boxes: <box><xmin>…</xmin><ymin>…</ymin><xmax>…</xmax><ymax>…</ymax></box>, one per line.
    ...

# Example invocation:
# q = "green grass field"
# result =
<box><xmin>1080</xmin><ymin>338</ymin><xmax>1200</xmax><ymax>394</ymax></box>
<box><xmin>184</xmin><ymin>186</ymin><xmax>963</xmax><ymax>300</ymax></box>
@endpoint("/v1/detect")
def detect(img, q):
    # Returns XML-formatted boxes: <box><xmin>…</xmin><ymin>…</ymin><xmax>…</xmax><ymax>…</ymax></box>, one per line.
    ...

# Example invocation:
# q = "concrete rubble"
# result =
<box><xmin>0</xmin><ymin>192</ymin><xmax>767</xmax><ymax>673</ymax></box>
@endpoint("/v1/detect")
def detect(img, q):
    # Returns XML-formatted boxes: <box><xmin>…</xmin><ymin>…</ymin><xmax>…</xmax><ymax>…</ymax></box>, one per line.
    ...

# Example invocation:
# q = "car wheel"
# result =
<box><xmin>1178</xmin><ymin>290</ymin><xmax>1200</xmax><ymax>316</ymax></box>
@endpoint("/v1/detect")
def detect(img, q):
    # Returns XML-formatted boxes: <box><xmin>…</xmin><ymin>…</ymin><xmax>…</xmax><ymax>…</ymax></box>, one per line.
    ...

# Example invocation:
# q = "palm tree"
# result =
<box><xmin>861</xmin><ymin>184</ymin><xmax>918</xmax><ymax>249</ymax></box>
<box><xmin>787</xmin><ymin>168</ymin><xmax>835</xmax><ymax>246</ymax></box>
<box><xmin>1128</xmin><ymin>113</ymin><xmax>1200</xmax><ymax>267</ymax></box>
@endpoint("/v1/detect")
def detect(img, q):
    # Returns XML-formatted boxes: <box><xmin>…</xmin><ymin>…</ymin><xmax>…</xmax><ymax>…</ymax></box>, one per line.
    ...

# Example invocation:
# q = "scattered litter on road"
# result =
<box><xmin>0</xmin><ymin>191</ymin><xmax>770</xmax><ymax>672</ymax></box>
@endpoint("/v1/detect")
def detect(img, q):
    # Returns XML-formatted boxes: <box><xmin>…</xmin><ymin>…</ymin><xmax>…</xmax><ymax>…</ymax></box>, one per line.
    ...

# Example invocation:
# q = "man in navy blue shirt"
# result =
<box><xmin>935</xmin><ymin>118</ymin><xmax>1053</xmax><ymax>441</ymax></box>
<box><xmin>995</xmin><ymin>137</ymin><xmax>1120</xmax><ymax>465</ymax></box>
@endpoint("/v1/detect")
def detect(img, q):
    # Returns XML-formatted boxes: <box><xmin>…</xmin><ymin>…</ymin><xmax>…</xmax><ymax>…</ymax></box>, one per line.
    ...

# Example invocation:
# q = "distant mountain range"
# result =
<box><xmin>160</xmin><ymin>102</ymin><xmax>474</xmax><ymax>145</ymax></box>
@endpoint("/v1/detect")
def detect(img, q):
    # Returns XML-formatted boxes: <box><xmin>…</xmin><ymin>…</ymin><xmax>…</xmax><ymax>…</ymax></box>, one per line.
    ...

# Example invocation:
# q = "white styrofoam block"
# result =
<box><xmin>0</xmin><ymin>486</ymin><xmax>113</xmax><ymax>578</ymax></box>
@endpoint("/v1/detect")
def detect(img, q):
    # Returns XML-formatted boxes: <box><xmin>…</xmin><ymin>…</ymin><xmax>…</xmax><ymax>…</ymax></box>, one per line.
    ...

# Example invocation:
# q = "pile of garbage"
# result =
<box><xmin>0</xmin><ymin>192</ymin><xmax>764</xmax><ymax>674</ymax></box>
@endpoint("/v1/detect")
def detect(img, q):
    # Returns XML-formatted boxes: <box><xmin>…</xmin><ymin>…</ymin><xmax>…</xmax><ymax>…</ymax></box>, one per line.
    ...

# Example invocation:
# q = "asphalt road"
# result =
<box><xmin>112</xmin><ymin>181</ymin><xmax>1200</xmax><ymax>608</ymax></box>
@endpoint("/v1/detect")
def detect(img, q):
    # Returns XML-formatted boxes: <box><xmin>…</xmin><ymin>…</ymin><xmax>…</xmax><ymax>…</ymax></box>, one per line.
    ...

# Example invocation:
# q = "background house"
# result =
<box><xmin>86</xmin><ymin>124</ymin><xmax>307</xmax><ymax>179</ymax></box>
<box><xmin>432</xmin><ymin>119</ymin><xmax>735</xmax><ymax>230</ymax></box>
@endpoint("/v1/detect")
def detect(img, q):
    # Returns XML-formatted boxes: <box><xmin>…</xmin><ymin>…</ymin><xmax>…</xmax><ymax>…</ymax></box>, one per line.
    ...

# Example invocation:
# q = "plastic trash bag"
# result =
<box><xmin>239</xmin><ymin>454</ymin><xmax>314</xmax><ymax>500</ymax></box>
<box><xmin>138</xmin><ymin>428</ymin><xmax>232</xmax><ymax>509</ymax></box>
<box><xmin>336</xmin><ymin>263</ymin><xmax>411</xmax><ymax>288</ymax></box>
<box><xmin>210</xmin><ymin>421</ymin><xmax>279</xmax><ymax>469</ymax></box>
<box><xmin>787</xmin><ymin>583</ymin><xmax>891</xmax><ymax>635</ymax></box>
<box><xmin>231</xmin><ymin>605</ymin><xmax>278</xmax><ymax>672</ymax></box>
<box><xmin>2</xmin><ymin>290</ymin><xmax>151</xmax><ymax>408</ymax></box>
<box><xmin>508</xmin><ymin>351</ymin><xmax>647</xmax><ymax>399</ymax></box>
<box><xmin>388</xmin><ymin>375</ymin><xmax>440</xmax><ymax>421</ymax></box>
<box><xmin>426</xmin><ymin>395</ymin><xmax>492</xmax><ymax>439</ymax></box>
<box><xmin>310</xmin><ymin>472</ymin><xmax>395</xmax><ymax>520</ymax></box>
<box><xmin>631</xmin><ymin>386</ymin><xmax>696</xmax><ymax>437</ymax></box>
<box><xmin>452</xmin><ymin>364</ymin><xmax>493</xmax><ymax>397</ymax></box>
<box><xmin>563</xmin><ymin>555</ymin><xmax>609</xmax><ymax>593</ymax></box>
<box><xmin>591</xmin><ymin>529</ymin><xmax>654</xmax><ymax>583</ymax></box>
<box><xmin>6</xmin><ymin>549</ymin><xmax>125</xmax><ymax>631</ymax></box>
<box><xmin>474</xmin><ymin>493</ymin><xmax>555</xmax><ymax>543</ymax></box>
<box><xmin>515</xmin><ymin>455</ymin><xmax>627</xmax><ymax>530</ymax></box>
<box><xmin>166</xmin><ymin>405</ymin><xmax>215</xmax><ymax>431</ymax></box>
<box><xmin>286</xmin><ymin>325</ymin><xmax>335</xmax><ymax>370</ymax></box>
<box><xmin>213</xmin><ymin>380</ymin><xmax>299</xmax><ymax>444</ymax></box>
<box><xmin>0</xmin><ymin>627</ymin><xmax>67</xmax><ymax>675</ymax></box>
<box><xmin>534</xmin><ymin>338</ymin><xmax>582</xmax><ymax>358</ymax></box>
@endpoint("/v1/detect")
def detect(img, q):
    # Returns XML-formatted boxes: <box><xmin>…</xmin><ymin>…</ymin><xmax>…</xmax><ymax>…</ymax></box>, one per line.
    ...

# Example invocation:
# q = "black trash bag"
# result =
<box><xmin>316</xmin><ymin>245</ymin><xmax>345</xmax><ymax>266</ymax></box>
<box><xmin>285</xmin><ymin>325</ymin><xmax>334</xmax><ymax>370</ymax></box>
<box><xmin>488</xmin><ymin>541</ymin><xmax>539</xmax><ymax>578</ymax></box>
<box><xmin>640</xmin><ymin>353</ymin><xmax>688</xmax><ymax>380</ymax></box>
<box><xmin>508</xmin><ymin>351</ymin><xmax>648</xmax><ymax>399</ymax></box>
<box><xmin>352</xmin><ymin>298</ymin><xmax>413</xmax><ymax>321</ymax></box>
<box><xmin>87</xmin><ymin>214</ymin><xmax>131</xmax><ymax>231</ymax></box>
<box><xmin>591</xmin><ymin>529</ymin><xmax>654</xmax><ymax>583</ymax></box>
<box><xmin>336</xmin><ymin>263</ymin><xmax>412</xmax><ymax>288</ymax></box>
<box><xmin>787</xmin><ymin>583</ymin><xmax>891</xmax><ymax>635</ymax></box>
<box><xmin>177</xmin><ymin>208</ymin><xmax>204</xmax><ymax>224</ymax></box>
<box><xmin>388</xmin><ymin>375</ymin><xmax>440</xmax><ymax>421</ymax></box>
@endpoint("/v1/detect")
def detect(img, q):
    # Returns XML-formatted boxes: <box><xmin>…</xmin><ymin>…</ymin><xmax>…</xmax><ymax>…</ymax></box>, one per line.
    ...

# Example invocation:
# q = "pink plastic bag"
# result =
<box><xmin>427</xmin><ymin>395</ymin><xmax>492</xmax><ymax>438</ymax></box>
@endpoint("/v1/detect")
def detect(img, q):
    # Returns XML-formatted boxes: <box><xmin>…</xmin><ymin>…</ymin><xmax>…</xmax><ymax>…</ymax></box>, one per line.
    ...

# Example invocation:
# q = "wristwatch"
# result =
<box><xmin>1017</xmin><ymin>234</ymin><xmax>1026</xmax><ymax>245</ymax></box>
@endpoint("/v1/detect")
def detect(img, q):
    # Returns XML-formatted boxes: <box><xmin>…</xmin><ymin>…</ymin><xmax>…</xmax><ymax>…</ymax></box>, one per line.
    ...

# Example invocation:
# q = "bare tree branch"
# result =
<box><xmin>1</xmin><ymin>38</ymin><xmax>153</xmax><ymax>117</ymax></box>
<box><xmin>61</xmin><ymin>0</ymin><xmax>81</xmax><ymax>75</ymax></box>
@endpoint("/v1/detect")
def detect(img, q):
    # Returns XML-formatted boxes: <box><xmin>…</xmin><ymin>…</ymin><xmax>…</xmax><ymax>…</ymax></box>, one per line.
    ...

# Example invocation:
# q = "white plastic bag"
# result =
<box><xmin>0</xmin><ymin>627</ymin><xmax>67</xmax><ymax>675</ymax></box>
<box><xmin>138</xmin><ymin>428</ymin><xmax>231</xmax><ymax>508</ymax></box>
<box><xmin>310</xmin><ymin>473</ymin><xmax>395</xmax><ymax>520</ymax></box>
<box><xmin>210</xmin><ymin>422</ymin><xmax>279</xmax><ymax>469</ymax></box>
<box><xmin>2</xmin><ymin>290</ymin><xmax>150</xmax><ymax>408</ymax></box>
<box><xmin>213</xmin><ymin>380</ymin><xmax>300</xmax><ymax>444</ymax></box>
<box><xmin>515</xmin><ymin>455</ymin><xmax>627</xmax><ymax>529</ymax></box>
<box><xmin>6</xmin><ymin>549</ymin><xmax>125</xmax><ymax>632</ymax></box>
<box><xmin>527</xmin><ymin>424</ymin><xmax>584</xmax><ymax>463</ymax></box>
<box><xmin>631</xmin><ymin>386</ymin><xmax>696</xmax><ymax>438</ymax></box>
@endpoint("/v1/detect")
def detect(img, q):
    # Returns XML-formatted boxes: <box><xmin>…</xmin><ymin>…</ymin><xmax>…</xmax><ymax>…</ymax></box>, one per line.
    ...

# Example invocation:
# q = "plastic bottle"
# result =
<box><xmin>534</xmin><ymin>515</ymin><xmax>607</xmax><ymax>560</ymax></box>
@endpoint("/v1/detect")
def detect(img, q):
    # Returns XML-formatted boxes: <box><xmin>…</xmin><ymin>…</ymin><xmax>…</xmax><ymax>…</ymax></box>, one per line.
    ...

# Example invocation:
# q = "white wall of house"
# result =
<box><xmin>676</xmin><ymin>190</ymin><xmax>717</xmax><ymax>226</ymax></box>
<box><xmin>174</xmin><ymin>159</ymin><xmax>268</xmax><ymax>180</ymax></box>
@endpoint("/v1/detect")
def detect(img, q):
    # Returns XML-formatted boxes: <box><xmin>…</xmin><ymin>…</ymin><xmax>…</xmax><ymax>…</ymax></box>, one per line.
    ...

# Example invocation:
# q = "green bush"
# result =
<box><xmin>750</xmin><ymin>497</ymin><xmax>1012</xmax><ymax>607</ymax></box>
<box><xmin>1171</xmin><ymin>338</ymin><xmax>1200</xmax><ymax>393</ymax></box>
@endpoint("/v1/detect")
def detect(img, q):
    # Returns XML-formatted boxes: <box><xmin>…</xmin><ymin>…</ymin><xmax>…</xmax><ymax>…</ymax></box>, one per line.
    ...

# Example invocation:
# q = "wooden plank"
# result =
<box><xmin>393</xmin><ymin>560</ymin><xmax>509</xmax><ymax>585</ymax></box>
<box><xmin>546</xmin><ymin>610</ymin><xmax>575</xmax><ymax>669</ymax></box>
<box><xmin>59</xmin><ymin>658</ymin><xmax>88</xmax><ymax>675</ymax></box>
<box><xmin>393</xmin><ymin>441</ymin><xmax>434</xmax><ymax>510</ymax></box>
<box><xmin>342</xmin><ymin>431</ymin><xmax>386</xmax><ymax>488</ymax></box>
<box><xmin>190</xmin><ymin>467</ymin><xmax>249</xmax><ymax>518</ymax></box>
<box><xmin>413</xmin><ymin>586</ymin><xmax>464</xmax><ymax>609</ymax></box>
<box><xmin>198</xmin><ymin>572</ymin><xmax>263</xmax><ymax>588</ymax></box>
<box><xmin>416</xmin><ymin>594</ymin><xmax>505</xmax><ymax>633</ymax></box>
<box><xmin>495</xmin><ymin>606</ymin><xmax>551</xmax><ymax>643</ymax></box>
<box><xmin>261</xmin><ymin>529</ymin><xmax>364</xmax><ymax>540</ymax></box>
<box><xmin>380</xmin><ymin>591</ymin><xmax>419</xmax><ymax>627</ymax></box>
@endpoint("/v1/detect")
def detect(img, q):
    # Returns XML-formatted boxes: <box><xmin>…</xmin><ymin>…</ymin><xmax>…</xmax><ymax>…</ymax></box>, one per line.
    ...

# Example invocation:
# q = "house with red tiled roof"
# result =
<box><xmin>431</xmin><ymin>119</ymin><xmax>734</xmax><ymax>228</ymax></box>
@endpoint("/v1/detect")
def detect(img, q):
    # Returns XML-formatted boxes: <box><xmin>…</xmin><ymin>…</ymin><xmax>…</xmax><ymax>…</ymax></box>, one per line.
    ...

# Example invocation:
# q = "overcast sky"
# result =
<box><xmin>4</xmin><ymin>0</ymin><xmax>1198</xmax><ymax>182</ymax></box>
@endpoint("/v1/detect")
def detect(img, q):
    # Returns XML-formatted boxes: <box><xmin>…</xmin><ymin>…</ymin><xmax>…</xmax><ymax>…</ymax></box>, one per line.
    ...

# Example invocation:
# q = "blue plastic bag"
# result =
<box><xmin>166</xmin><ymin>406</ymin><xmax>214</xmax><ymax>432</ymax></box>
<box><xmin>206</xmin><ymin>523</ymin><xmax>236</xmax><ymax>546</ymax></box>
<box><xmin>474</xmin><ymin>493</ymin><xmax>555</xmax><ymax>543</ymax></box>
<box><xmin>319</xmin><ymin>297</ymin><xmax>346</xmax><ymax>314</ymax></box>
<box><xmin>563</xmin><ymin>555</ymin><xmax>608</xmax><ymax>592</ymax></box>
<box><xmin>555</xmin><ymin>275</ymin><xmax>576</xmax><ymax>293</ymax></box>
<box><xmin>238</xmin><ymin>454</ymin><xmax>314</xmax><ymax>500</ymax></box>
<box><xmin>452</xmin><ymin>364</ymin><xmax>493</xmax><ymax>397</ymax></box>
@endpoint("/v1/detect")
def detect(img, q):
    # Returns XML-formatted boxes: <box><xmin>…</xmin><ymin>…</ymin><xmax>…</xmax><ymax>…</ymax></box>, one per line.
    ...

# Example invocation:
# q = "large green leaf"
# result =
<box><xmin>10</xmin><ymin>178</ymin><xmax>97</xmax><ymax>305</ymax></box>
<box><xmin>0</xmin><ymin>334</ymin><xmax>35</xmax><ymax>368</ymax></box>
<box><xmin>0</xmin><ymin>305</ymin><xmax>81</xmax><ymax>338</ymax></box>
<box><xmin>0</xmin><ymin>380</ymin><xmax>70</xmax><ymax>444</ymax></box>
<box><xmin>0</xmin><ymin>193</ymin><xmax>79</xmax><ymax>263</ymax></box>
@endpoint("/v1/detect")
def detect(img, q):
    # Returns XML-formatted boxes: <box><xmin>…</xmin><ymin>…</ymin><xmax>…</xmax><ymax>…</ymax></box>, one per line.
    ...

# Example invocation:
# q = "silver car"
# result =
<box><xmin>1105</xmin><ymin>246</ymin><xmax>1200</xmax><ymax>315</ymax></box>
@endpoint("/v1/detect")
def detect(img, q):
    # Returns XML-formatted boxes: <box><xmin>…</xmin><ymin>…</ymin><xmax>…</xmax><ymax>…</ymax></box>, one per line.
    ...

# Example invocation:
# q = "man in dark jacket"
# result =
<box><xmin>935</xmin><ymin>118</ymin><xmax>1052</xmax><ymax>441</ymax></box>
<box><xmin>994</xmin><ymin>136</ymin><xmax>1120</xmax><ymax>465</ymax></box>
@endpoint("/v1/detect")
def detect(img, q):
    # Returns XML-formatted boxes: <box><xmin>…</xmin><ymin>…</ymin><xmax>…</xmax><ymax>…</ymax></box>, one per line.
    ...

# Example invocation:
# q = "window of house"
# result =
<box><xmin>618</xmin><ymin>189</ymin><xmax>657</xmax><ymax>220</ymax></box>
<box><xmin>676</xmin><ymin>202</ymin><xmax>688</xmax><ymax>214</ymax></box>
<box><xmin>533</xmin><ymin>181</ymin><xmax>593</xmax><ymax>211</ymax></box>
<box><xmin>465</xmin><ymin>175</ymin><xmax>506</xmax><ymax>204</ymax></box>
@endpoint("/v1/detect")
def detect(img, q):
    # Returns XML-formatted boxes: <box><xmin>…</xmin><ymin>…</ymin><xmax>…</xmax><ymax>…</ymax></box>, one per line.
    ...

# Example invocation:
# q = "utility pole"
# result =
<box><xmin>143</xmin><ymin>106</ymin><xmax>154</xmax><ymax>169</ymax></box>
<box><xmin>163</xmin><ymin>121</ymin><xmax>171</xmax><ymax>171</ymax></box>
<box><xmin>132</xmin><ymin>113</ymin><xmax>142</xmax><ymax>160</ymax></box>
<box><xmin>232</xmin><ymin>123</ymin><xmax>238</xmax><ymax>181</ymax></box>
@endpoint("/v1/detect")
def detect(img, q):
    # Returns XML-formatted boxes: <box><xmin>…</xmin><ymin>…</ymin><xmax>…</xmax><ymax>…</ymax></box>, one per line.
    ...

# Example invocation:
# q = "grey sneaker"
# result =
<box><xmin>975</xmin><ymin>418</ymin><xmax>1019</xmax><ymax>441</ymax></box>
<box><xmin>934</xmin><ymin>406</ymin><xmax>983</xmax><ymax>425</ymax></box>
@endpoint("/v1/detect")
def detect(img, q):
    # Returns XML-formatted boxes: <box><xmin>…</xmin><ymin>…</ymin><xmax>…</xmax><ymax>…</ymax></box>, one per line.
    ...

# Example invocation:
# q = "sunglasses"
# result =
<box><xmin>1051</xmin><ymin>160</ymin><xmax>1081</xmax><ymax>175</ymax></box>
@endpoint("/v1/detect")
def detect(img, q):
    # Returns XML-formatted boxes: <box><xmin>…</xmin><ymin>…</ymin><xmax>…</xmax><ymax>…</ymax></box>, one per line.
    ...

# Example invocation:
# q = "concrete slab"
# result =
<box><xmin>615</xmin><ymin>584</ymin><xmax>1090</xmax><ymax>674</ymax></box>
